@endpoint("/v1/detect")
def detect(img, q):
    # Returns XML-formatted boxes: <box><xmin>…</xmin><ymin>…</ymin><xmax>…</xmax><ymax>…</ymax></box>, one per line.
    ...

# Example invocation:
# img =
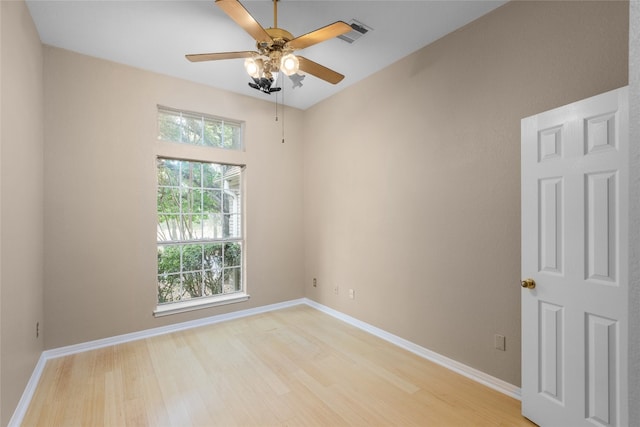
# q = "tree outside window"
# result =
<box><xmin>157</xmin><ymin>158</ymin><xmax>243</xmax><ymax>305</ymax></box>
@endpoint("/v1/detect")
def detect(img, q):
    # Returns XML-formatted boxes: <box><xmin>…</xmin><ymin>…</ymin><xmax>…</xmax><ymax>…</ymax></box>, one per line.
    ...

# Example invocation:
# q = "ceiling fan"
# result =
<box><xmin>186</xmin><ymin>0</ymin><xmax>352</xmax><ymax>94</ymax></box>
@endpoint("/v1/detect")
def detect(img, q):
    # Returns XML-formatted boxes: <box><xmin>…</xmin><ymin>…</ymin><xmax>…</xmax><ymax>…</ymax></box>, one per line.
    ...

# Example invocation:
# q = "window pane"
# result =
<box><xmin>224</xmin><ymin>124</ymin><xmax>242</xmax><ymax>150</ymax></box>
<box><xmin>204</xmin><ymin>270</ymin><xmax>222</xmax><ymax>296</ymax></box>
<box><xmin>181</xmin><ymin>161</ymin><xmax>202</xmax><ymax>187</ymax></box>
<box><xmin>224</xmin><ymin>165</ymin><xmax>242</xmax><ymax>184</ymax></box>
<box><xmin>157</xmin><ymin>274</ymin><xmax>181</xmax><ymax>304</ymax></box>
<box><xmin>203</xmin><ymin>120</ymin><xmax>222</xmax><ymax>148</ymax></box>
<box><xmin>158</xmin><ymin>214</ymin><xmax>183</xmax><ymax>242</ymax></box>
<box><xmin>177</xmin><ymin>285</ymin><xmax>192</xmax><ymax>302</ymax></box>
<box><xmin>203</xmin><ymin>163</ymin><xmax>223</xmax><ymax>189</ymax></box>
<box><xmin>203</xmin><ymin>243</ymin><xmax>223</xmax><ymax>296</ymax></box>
<box><xmin>157</xmin><ymin>245</ymin><xmax>181</xmax><ymax>275</ymax></box>
<box><xmin>202</xmin><ymin>214</ymin><xmax>223</xmax><ymax>239</ymax></box>
<box><xmin>224</xmin><ymin>242</ymin><xmax>241</xmax><ymax>267</ymax></box>
<box><xmin>158</xmin><ymin>187</ymin><xmax>181</xmax><ymax>214</ymax></box>
<box><xmin>158</xmin><ymin>110</ymin><xmax>182</xmax><ymax>142</ymax></box>
<box><xmin>181</xmin><ymin>244</ymin><xmax>203</xmax><ymax>273</ymax></box>
<box><xmin>157</xmin><ymin>158</ymin><xmax>181</xmax><ymax>186</ymax></box>
<box><xmin>203</xmin><ymin>243</ymin><xmax>223</xmax><ymax>271</ymax></box>
<box><xmin>181</xmin><ymin>113</ymin><xmax>203</xmax><ymax>146</ymax></box>
<box><xmin>181</xmin><ymin>215</ymin><xmax>203</xmax><ymax>240</ymax></box>
<box><xmin>223</xmin><ymin>267</ymin><xmax>241</xmax><ymax>292</ymax></box>
<box><xmin>223</xmin><ymin>214</ymin><xmax>241</xmax><ymax>238</ymax></box>
<box><xmin>203</xmin><ymin>190</ymin><xmax>221</xmax><ymax>213</ymax></box>
<box><xmin>182</xmin><ymin>189</ymin><xmax>204</xmax><ymax>213</ymax></box>
<box><xmin>182</xmin><ymin>272</ymin><xmax>204</xmax><ymax>298</ymax></box>
<box><xmin>223</xmin><ymin>191</ymin><xmax>240</xmax><ymax>214</ymax></box>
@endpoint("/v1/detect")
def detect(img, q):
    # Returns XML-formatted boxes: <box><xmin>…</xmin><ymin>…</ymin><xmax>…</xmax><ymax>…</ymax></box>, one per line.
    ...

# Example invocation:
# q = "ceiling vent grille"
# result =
<box><xmin>337</xmin><ymin>20</ymin><xmax>372</xmax><ymax>44</ymax></box>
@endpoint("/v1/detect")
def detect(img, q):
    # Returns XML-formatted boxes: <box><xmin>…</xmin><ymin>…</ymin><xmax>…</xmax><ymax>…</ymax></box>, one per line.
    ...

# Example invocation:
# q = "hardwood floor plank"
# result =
<box><xmin>22</xmin><ymin>305</ymin><xmax>535</xmax><ymax>426</ymax></box>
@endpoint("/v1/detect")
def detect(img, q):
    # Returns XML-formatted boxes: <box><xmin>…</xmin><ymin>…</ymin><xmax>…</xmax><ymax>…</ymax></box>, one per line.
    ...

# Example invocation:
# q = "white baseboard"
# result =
<box><xmin>303</xmin><ymin>298</ymin><xmax>522</xmax><ymax>400</ymax></box>
<box><xmin>7</xmin><ymin>353</ymin><xmax>47</xmax><ymax>427</ymax></box>
<box><xmin>9</xmin><ymin>297</ymin><xmax>520</xmax><ymax>426</ymax></box>
<box><xmin>44</xmin><ymin>298</ymin><xmax>306</xmax><ymax>360</ymax></box>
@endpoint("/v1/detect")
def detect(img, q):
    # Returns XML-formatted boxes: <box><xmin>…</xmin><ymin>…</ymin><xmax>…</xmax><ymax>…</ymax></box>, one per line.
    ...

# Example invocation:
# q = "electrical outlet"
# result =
<box><xmin>36</xmin><ymin>322</ymin><xmax>40</xmax><ymax>338</ymax></box>
<box><xmin>348</xmin><ymin>289</ymin><xmax>355</xmax><ymax>299</ymax></box>
<box><xmin>333</xmin><ymin>285</ymin><xmax>339</xmax><ymax>295</ymax></box>
<box><xmin>313</xmin><ymin>278</ymin><xmax>317</xmax><ymax>287</ymax></box>
<box><xmin>495</xmin><ymin>334</ymin><xmax>506</xmax><ymax>351</ymax></box>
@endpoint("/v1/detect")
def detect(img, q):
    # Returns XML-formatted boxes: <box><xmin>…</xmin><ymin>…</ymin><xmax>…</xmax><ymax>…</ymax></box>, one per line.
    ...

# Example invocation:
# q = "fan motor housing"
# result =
<box><xmin>265</xmin><ymin>27</ymin><xmax>294</xmax><ymax>43</ymax></box>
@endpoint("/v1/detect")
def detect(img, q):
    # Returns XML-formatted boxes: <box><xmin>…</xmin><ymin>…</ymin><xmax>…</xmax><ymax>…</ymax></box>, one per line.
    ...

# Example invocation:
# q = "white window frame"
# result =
<box><xmin>154</xmin><ymin>106</ymin><xmax>248</xmax><ymax>317</ymax></box>
<box><xmin>157</xmin><ymin>105</ymin><xmax>244</xmax><ymax>151</ymax></box>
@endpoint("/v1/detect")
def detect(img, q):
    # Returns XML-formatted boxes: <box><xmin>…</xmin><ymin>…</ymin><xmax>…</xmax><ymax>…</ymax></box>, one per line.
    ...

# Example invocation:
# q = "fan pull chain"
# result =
<box><xmin>281</xmin><ymin>79</ymin><xmax>285</xmax><ymax>143</ymax></box>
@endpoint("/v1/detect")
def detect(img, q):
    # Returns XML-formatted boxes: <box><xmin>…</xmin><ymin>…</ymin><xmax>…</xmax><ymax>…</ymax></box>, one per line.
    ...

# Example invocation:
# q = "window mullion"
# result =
<box><xmin>200</xmin><ymin>244</ymin><xmax>205</xmax><ymax>297</ymax></box>
<box><xmin>200</xmin><ymin>163</ymin><xmax>204</xmax><ymax>243</ymax></box>
<box><xmin>179</xmin><ymin>245</ymin><xmax>185</xmax><ymax>300</ymax></box>
<box><xmin>178</xmin><ymin>161</ymin><xmax>185</xmax><ymax>297</ymax></box>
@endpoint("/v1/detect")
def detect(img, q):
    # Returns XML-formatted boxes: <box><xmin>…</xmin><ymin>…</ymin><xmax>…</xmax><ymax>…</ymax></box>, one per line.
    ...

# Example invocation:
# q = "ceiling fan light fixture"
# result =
<box><xmin>188</xmin><ymin>0</ymin><xmax>349</xmax><ymax>91</ymax></box>
<box><xmin>244</xmin><ymin>57</ymin><xmax>263</xmax><ymax>78</ymax></box>
<box><xmin>280</xmin><ymin>53</ymin><xmax>299</xmax><ymax>76</ymax></box>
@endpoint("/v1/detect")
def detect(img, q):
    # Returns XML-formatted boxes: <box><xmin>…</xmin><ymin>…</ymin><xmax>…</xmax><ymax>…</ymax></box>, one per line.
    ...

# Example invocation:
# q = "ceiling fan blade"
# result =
<box><xmin>186</xmin><ymin>51</ymin><xmax>257</xmax><ymax>62</ymax></box>
<box><xmin>215</xmin><ymin>0</ymin><xmax>272</xmax><ymax>44</ymax></box>
<box><xmin>286</xmin><ymin>21</ymin><xmax>352</xmax><ymax>50</ymax></box>
<box><xmin>297</xmin><ymin>56</ymin><xmax>345</xmax><ymax>85</ymax></box>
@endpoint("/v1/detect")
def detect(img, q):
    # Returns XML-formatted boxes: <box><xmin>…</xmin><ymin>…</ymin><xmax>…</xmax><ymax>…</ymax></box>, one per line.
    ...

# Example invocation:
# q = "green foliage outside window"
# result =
<box><xmin>157</xmin><ymin>106</ymin><xmax>242</xmax><ymax>150</ymax></box>
<box><xmin>156</xmin><ymin>158</ymin><xmax>243</xmax><ymax>304</ymax></box>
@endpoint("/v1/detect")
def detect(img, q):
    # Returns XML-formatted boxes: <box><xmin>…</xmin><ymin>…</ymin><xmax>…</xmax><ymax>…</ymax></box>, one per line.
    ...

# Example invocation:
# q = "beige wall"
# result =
<box><xmin>0</xmin><ymin>1</ymin><xmax>45</xmax><ymax>425</ymax></box>
<box><xmin>43</xmin><ymin>47</ymin><xmax>305</xmax><ymax>349</ymax></box>
<box><xmin>303</xmin><ymin>0</ymin><xmax>629</xmax><ymax>387</ymax></box>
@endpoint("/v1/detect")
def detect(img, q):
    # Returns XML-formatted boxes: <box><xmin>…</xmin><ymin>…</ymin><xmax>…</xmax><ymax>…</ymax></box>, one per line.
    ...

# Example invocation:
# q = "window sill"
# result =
<box><xmin>153</xmin><ymin>293</ymin><xmax>250</xmax><ymax>317</ymax></box>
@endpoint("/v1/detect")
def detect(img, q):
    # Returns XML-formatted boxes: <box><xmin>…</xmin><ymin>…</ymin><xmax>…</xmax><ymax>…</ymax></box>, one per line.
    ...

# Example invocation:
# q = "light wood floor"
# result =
<box><xmin>23</xmin><ymin>305</ymin><xmax>535</xmax><ymax>426</ymax></box>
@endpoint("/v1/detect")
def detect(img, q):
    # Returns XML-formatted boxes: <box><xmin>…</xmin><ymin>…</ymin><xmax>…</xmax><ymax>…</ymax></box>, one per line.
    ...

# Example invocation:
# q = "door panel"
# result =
<box><xmin>539</xmin><ymin>177</ymin><xmax>563</xmax><ymax>274</ymax></box>
<box><xmin>539</xmin><ymin>301</ymin><xmax>564</xmax><ymax>403</ymax></box>
<box><xmin>521</xmin><ymin>87</ymin><xmax>628</xmax><ymax>427</ymax></box>
<box><xmin>585</xmin><ymin>313</ymin><xmax>618</xmax><ymax>427</ymax></box>
<box><xmin>585</xmin><ymin>171</ymin><xmax>617</xmax><ymax>283</ymax></box>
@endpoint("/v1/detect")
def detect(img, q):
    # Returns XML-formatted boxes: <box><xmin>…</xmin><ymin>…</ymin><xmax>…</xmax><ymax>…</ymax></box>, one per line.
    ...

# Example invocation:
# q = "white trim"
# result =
<box><xmin>7</xmin><ymin>353</ymin><xmax>47</xmax><ymax>427</ymax></box>
<box><xmin>10</xmin><ymin>297</ymin><xmax>521</xmax><ymax>426</ymax></box>
<box><xmin>153</xmin><ymin>293</ymin><xmax>250</xmax><ymax>317</ymax></box>
<box><xmin>303</xmin><ymin>298</ymin><xmax>522</xmax><ymax>400</ymax></box>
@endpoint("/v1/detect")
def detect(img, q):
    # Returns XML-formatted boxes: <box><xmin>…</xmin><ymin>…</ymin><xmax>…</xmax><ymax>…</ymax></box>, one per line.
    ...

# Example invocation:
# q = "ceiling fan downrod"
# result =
<box><xmin>273</xmin><ymin>0</ymin><xmax>278</xmax><ymax>29</ymax></box>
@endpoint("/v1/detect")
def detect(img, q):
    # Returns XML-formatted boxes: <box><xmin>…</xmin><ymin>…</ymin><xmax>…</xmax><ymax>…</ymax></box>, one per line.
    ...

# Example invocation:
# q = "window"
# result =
<box><xmin>156</xmin><ymin>159</ymin><xmax>245</xmax><ymax>313</ymax></box>
<box><xmin>155</xmin><ymin>105</ymin><xmax>246</xmax><ymax>316</ymax></box>
<box><xmin>157</xmin><ymin>105</ymin><xmax>243</xmax><ymax>150</ymax></box>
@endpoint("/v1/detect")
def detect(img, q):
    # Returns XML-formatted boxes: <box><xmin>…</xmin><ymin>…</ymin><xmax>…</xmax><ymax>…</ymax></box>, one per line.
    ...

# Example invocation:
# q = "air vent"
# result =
<box><xmin>338</xmin><ymin>20</ymin><xmax>372</xmax><ymax>44</ymax></box>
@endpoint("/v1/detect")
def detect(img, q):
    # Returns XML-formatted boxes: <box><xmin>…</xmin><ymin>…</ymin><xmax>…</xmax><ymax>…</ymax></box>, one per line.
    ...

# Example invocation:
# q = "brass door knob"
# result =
<box><xmin>521</xmin><ymin>278</ymin><xmax>536</xmax><ymax>289</ymax></box>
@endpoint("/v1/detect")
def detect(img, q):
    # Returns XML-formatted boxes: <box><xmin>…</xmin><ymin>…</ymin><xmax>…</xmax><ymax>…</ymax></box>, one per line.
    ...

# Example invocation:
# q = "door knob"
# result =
<box><xmin>521</xmin><ymin>278</ymin><xmax>536</xmax><ymax>289</ymax></box>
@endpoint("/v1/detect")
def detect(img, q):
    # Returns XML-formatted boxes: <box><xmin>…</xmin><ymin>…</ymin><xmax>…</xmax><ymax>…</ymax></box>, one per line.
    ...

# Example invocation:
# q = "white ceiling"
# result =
<box><xmin>26</xmin><ymin>0</ymin><xmax>506</xmax><ymax>110</ymax></box>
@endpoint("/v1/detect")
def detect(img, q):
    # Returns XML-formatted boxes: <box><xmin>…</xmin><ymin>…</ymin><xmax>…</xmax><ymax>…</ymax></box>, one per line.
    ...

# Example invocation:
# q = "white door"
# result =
<box><xmin>521</xmin><ymin>87</ymin><xmax>628</xmax><ymax>427</ymax></box>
